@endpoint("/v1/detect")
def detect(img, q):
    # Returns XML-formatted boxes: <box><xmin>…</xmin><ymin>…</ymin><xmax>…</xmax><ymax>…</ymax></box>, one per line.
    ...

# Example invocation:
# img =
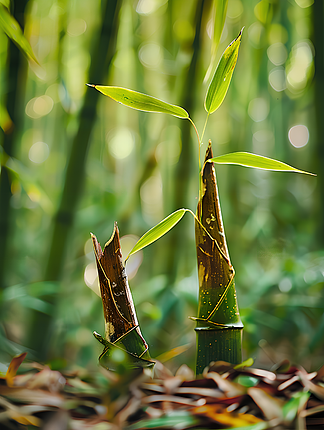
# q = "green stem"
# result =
<box><xmin>188</xmin><ymin>117</ymin><xmax>203</xmax><ymax>205</ymax></box>
<box><xmin>200</xmin><ymin>112</ymin><xmax>209</xmax><ymax>143</ymax></box>
<box><xmin>188</xmin><ymin>117</ymin><xmax>201</xmax><ymax>170</ymax></box>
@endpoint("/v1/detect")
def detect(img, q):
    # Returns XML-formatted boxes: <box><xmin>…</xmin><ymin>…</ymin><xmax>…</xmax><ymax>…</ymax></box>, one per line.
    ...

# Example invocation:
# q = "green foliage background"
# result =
<box><xmin>0</xmin><ymin>0</ymin><xmax>323</xmax><ymax>372</ymax></box>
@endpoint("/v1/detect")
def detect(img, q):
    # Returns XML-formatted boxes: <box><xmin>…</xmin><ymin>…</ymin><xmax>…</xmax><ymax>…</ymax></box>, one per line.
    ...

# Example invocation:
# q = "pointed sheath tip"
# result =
<box><xmin>204</xmin><ymin>140</ymin><xmax>213</xmax><ymax>162</ymax></box>
<box><xmin>91</xmin><ymin>233</ymin><xmax>103</xmax><ymax>259</ymax></box>
<box><xmin>86</xmin><ymin>83</ymin><xmax>96</xmax><ymax>88</ymax></box>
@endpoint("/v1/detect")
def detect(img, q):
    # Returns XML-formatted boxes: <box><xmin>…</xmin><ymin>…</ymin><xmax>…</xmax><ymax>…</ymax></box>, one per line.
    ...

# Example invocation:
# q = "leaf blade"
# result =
<box><xmin>89</xmin><ymin>85</ymin><xmax>189</xmax><ymax>119</ymax></box>
<box><xmin>126</xmin><ymin>209</ymin><xmax>187</xmax><ymax>260</ymax></box>
<box><xmin>205</xmin><ymin>28</ymin><xmax>243</xmax><ymax>114</ymax></box>
<box><xmin>0</xmin><ymin>4</ymin><xmax>38</xmax><ymax>63</ymax></box>
<box><xmin>207</xmin><ymin>152</ymin><xmax>316</xmax><ymax>176</ymax></box>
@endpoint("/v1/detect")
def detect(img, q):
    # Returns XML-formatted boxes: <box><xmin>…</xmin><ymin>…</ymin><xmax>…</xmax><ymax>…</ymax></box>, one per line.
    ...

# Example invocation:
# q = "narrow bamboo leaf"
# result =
<box><xmin>207</xmin><ymin>152</ymin><xmax>316</xmax><ymax>175</ymax></box>
<box><xmin>127</xmin><ymin>412</ymin><xmax>198</xmax><ymax>430</ymax></box>
<box><xmin>0</xmin><ymin>4</ymin><xmax>38</xmax><ymax>63</ymax></box>
<box><xmin>88</xmin><ymin>85</ymin><xmax>189</xmax><ymax>119</ymax></box>
<box><xmin>283</xmin><ymin>391</ymin><xmax>310</xmax><ymax>423</ymax></box>
<box><xmin>223</xmin><ymin>424</ymin><xmax>268</xmax><ymax>430</ymax></box>
<box><xmin>205</xmin><ymin>28</ymin><xmax>243</xmax><ymax>114</ymax></box>
<box><xmin>126</xmin><ymin>209</ymin><xmax>187</xmax><ymax>260</ymax></box>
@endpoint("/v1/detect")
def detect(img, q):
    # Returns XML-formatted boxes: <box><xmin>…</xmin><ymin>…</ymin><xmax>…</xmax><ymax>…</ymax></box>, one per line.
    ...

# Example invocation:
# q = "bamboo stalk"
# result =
<box><xmin>165</xmin><ymin>0</ymin><xmax>206</xmax><ymax>286</ymax></box>
<box><xmin>194</xmin><ymin>141</ymin><xmax>243</xmax><ymax>374</ymax></box>
<box><xmin>92</xmin><ymin>224</ymin><xmax>153</xmax><ymax>370</ymax></box>
<box><xmin>26</xmin><ymin>0</ymin><xmax>121</xmax><ymax>359</ymax></box>
<box><xmin>0</xmin><ymin>0</ymin><xmax>29</xmax><ymax>290</ymax></box>
<box><xmin>312</xmin><ymin>2</ymin><xmax>324</xmax><ymax>245</ymax></box>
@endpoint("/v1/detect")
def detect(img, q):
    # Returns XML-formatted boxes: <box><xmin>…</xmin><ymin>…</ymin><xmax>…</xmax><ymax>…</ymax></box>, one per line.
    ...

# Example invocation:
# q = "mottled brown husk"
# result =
<box><xmin>194</xmin><ymin>141</ymin><xmax>243</xmax><ymax>374</ymax></box>
<box><xmin>92</xmin><ymin>225</ymin><xmax>149</xmax><ymax>361</ymax></box>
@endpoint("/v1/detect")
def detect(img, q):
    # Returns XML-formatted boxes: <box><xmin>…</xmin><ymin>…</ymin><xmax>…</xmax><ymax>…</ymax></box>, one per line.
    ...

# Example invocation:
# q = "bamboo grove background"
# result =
<box><xmin>0</xmin><ymin>0</ymin><xmax>323</xmax><ymax>372</ymax></box>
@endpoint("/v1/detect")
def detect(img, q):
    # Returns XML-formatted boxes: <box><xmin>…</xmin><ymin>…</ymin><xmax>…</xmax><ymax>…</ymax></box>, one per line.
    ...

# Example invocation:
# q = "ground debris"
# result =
<box><xmin>0</xmin><ymin>354</ymin><xmax>324</xmax><ymax>429</ymax></box>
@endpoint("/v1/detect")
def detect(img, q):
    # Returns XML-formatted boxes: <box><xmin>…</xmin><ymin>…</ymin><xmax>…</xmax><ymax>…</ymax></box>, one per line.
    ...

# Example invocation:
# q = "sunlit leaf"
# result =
<box><xmin>205</xmin><ymin>28</ymin><xmax>243</xmax><ymax>114</ymax></box>
<box><xmin>207</xmin><ymin>152</ymin><xmax>316</xmax><ymax>175</ymax></box>
<box><xmin>234</xmin><ymin>357</ymin><xmax>254</xmax><ymax>369</ymax></box>
<box><xmin>126</xmin><ymin>209</ymin><xmax>187</xmax><ymax>260</ymax></box>
<box><xmin>0</xmin><ymin>4</ymin><xmax>38</xmax><ymax>63</ymax></box>
<box><xmin>88</xmin><ymin>85</ymin><xmax>189</xmax><ymax>118</ymax></box>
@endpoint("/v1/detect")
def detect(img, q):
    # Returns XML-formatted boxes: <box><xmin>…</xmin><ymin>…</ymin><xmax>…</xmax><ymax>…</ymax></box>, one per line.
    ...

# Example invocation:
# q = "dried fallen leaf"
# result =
<box><xmin>5</xmin><ymin>352</ymin><xmax>27</xmax><ymax>387</ymax></box>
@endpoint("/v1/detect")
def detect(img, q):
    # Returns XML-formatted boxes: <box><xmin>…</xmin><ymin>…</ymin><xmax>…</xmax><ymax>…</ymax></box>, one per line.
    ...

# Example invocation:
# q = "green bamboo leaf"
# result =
<box><xmin>0</xmin><ymin>4</ymin><xmax>38</xmax><ymax>63</ymax></box>
<box><xmin>88</xmin><ymin>85</ymin><xmax>189</xmax><ymax>119</ymax></box>
<box><xmin>234</xmin><ymin>357</ymin><xmax>254</xmax><ymax>369</ymax></box>
<box><xmin>283</xmin><ymin>391</ymin><xmax>310</xmax><ymax>422</ymax></box>
<box><xmin>205</xmin><ymin>28</ymin><xmax>243</xmax><ymax>114</ymax></box>
<box><xmin>126</xmin><ymin>412</ymin><xmax>198</xmax><ymax>430</ymax></box>
<box><xmin>126</xmin><ymin>209</ymin><xmax>187</xmax><ymax>261</ymax></box>
<box><xmin>207</xmin><ymin>152</ymin><xmax>316</xmax><ymax>176</ymax></box>
<box><xmin>224</xmin><ymin>424</ymin><xmax>268</xmax><ymax>430</ymax></box>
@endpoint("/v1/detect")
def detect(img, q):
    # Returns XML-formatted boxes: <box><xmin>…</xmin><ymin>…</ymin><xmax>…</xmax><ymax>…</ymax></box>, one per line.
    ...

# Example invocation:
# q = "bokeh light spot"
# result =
<box><xmin>120</xmin><ymin>235</ymin><xmax>143</xmax><ymax>280</ymax></box>
<box><xmin>26</xmin><ymin>95</ymin><xmax>54</xmax><ymax>119</ymax></box>
<box><xmin>28</xmin><ymin>141</ymin><xmax>50</xmax><ymax>164</ymax></box>
<box><xmin>136</xmin><ymin>0</ymin><xmax>167</xmax><ymax>15</ymax></box>
<box><xmin>248</xmin><ymin>98</ymin><xmax>269</xmax><ymax>122</ymax></box>
<box><xmin>269</xmin><ymin>67</ymin><xmax>286</xmax><ymax>92</ymax></box>
<box><xmin>108</xmin><ymin>128</ymin><xmax>134</xmax><ymax>160</ymax></box>
<box><xmin>84</xmin><ymin>263</ymin><xmax>100</xmax><ymax>296</ymax></box>
<box><xmin>279</xmin><ymin>278</ymin><xmax>292</xmax><ymax>292</ymax></box>
<box><xmin>248</xmin><ymin>22</ymin><xmax>264</xmax><ymax>49</ymax></box>
<box><xmin>288</xmin><ymin>125</ymin><xmax>309</xmax><ymax>148</ymax></box>
<box><xmin>268</xmin><ymin>23</ymin><xmax>288</xmax><ymax>44</ymax></box>
<box><xmin>286</xmin><ymin>41</ymin><xmax>313</xmax><ymax>93</ymax></box>
<box><xmin>254</xmin><ymin>0</ymin><xmax>271</xmax><ymax>24</ymax></box>
<box><xmin>227</xmin><ymin>0</ymin><xmax>243</xmax><ymax>20</ymax></box>
<box><xmin>295</xmin><ymin>0</ymin><xmax>314</xmax><ymax>8</ymax></box>
<box><xmin>140</xmin><ymin>173</ymin><xmax>163</xmax><ymax>223</ymax></box>
<box><xmin>267</xmin><ymin>43</ymin><xmax>288</xmax><ymax>66</ymax></box>
<box><xmin>67</xmin><ymin>18</ymin><xmax>87</xmax><ymax>36</ymax></box>
<box><xmin>139</xmin><ymin>43</ymin><xmax>163</xmax><ymax>68</ymax></box>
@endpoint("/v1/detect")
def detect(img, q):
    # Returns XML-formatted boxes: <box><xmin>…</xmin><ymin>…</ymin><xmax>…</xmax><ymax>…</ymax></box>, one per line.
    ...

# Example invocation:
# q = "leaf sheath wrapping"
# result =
<box><xmin>194</xmin><ymin>141</ymin><xmax>243</xmax><ymax>371</ymax></box>
<box><xmin>92</xmin><ymin>225</ymin><xmax>152</xmax><ymax>367</ymax></box>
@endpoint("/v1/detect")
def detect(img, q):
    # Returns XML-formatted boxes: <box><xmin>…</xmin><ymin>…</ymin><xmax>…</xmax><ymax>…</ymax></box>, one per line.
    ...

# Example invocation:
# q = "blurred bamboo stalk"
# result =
<box><xmin>312</xmin><ymin>1</ymin><xmax>324</xmax><ymax>245</ymax></box>
<box><xmin>0</xmin><ymin>0</ymin><xmax>29</xmax><ymax>290</ymax></box>
<box><xmin>26</xmin><ymin>0</ymin><xmax>122</xmax><ymax>359</ymax></box>
<box><xmin>148</xmin><ymin>0</ymin><xmax>206</xmax><ymax>351</ymax></box>
<box><xmin>166</xmin><ymin>0</ymin><xmax>205</xmax><ymax>281</ymax></box>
